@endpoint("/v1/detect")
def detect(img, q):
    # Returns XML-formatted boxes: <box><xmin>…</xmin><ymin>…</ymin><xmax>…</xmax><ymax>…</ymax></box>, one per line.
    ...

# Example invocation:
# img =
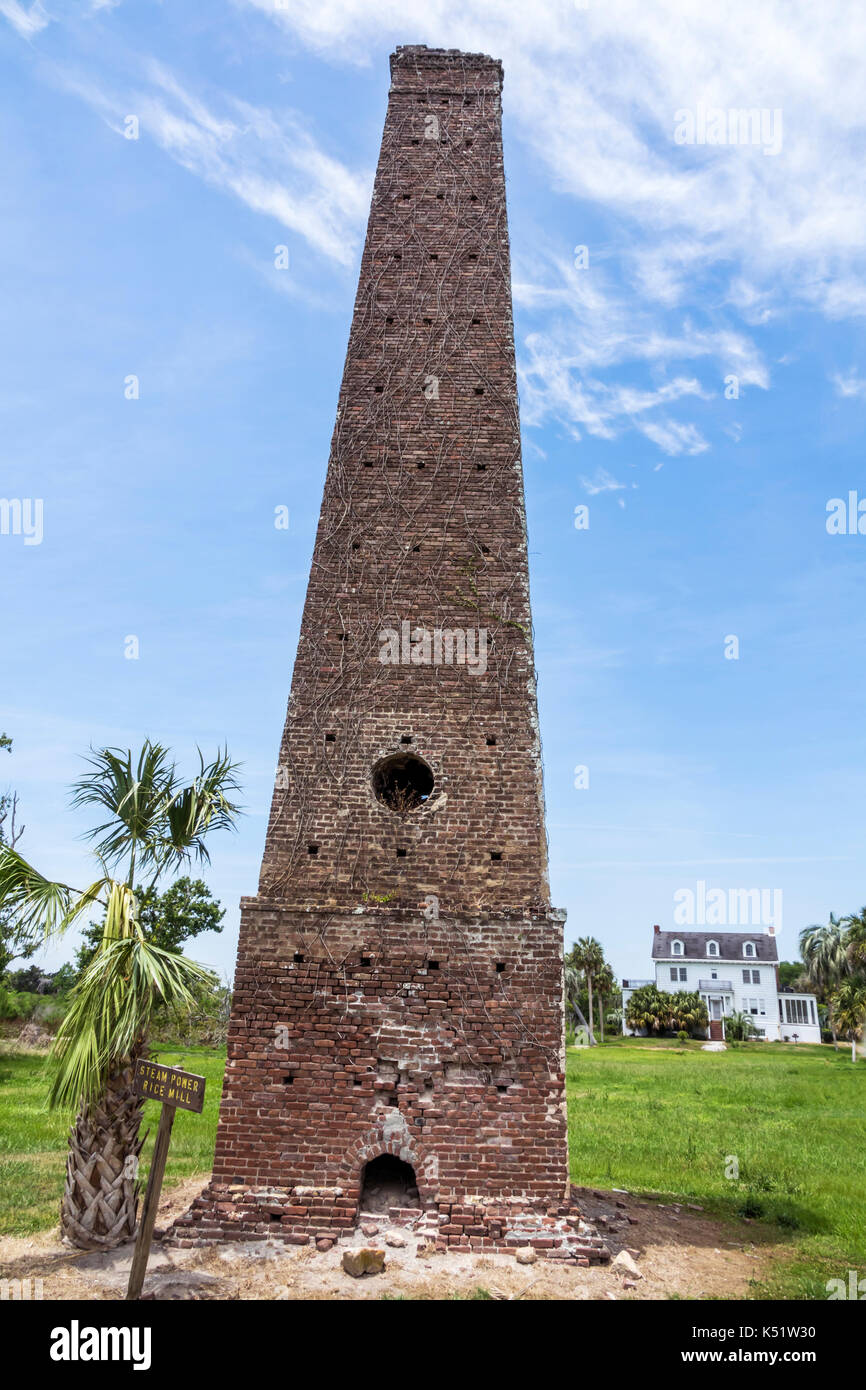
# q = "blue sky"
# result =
<box><xmin>2</xmin><ymin>0</ymin><xmax>865</xmax><ymax>985</ymax></box>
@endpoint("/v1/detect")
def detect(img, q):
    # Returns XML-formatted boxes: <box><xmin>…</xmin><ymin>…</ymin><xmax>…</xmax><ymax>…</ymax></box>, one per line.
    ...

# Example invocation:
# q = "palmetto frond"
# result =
<box><xmin>830</xmin><ymin>978</ymin><xmax>866</xmax><ymax>1041</ymax></box>
<box><xmin>799</xmin><ymin>917</ymin><xmax>849</xmax><ymax>992</ymax></box>
<box><xmin>0</xmin><ymin>846</ymin><xmax>107</xmax><ymax>942</ymax></box>
<box><xmin>159</xmin><ymin>747</ymin><xmax>242</xmax><ymax>869</ymax></box>
<box><xmin>568</xmin><ymin>936</ymin><xmax>605</xmax><ymax>977</ymax></box>
<box><xmin>841</xmin><ymin>908</ymin><xmax>866</xmax><ymax>970</ymax></box>
<box><xmin>71</xmin><ymin>742</ymin><xmax>177</xmax><ymax>871</ymax></box>
<box><xmin>49</xmin><ymin>932</ymin><xmax>216</xmax><ymax>1109</ymax></box>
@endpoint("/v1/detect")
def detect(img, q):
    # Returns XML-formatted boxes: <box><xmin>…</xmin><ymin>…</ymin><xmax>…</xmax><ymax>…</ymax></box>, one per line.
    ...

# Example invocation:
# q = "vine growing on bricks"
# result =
<box><xmin>173</xmin><ymin>47</ymin><xmax>608</xmax><ymax>1266</ymax></box>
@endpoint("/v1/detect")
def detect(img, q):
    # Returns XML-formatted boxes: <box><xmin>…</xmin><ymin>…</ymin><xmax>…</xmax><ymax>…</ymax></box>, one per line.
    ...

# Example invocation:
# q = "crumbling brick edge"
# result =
<box><xmin>166</xmin><ymin>1184</ymin><xmax>611</xmax><ymax>1266</ymax></box>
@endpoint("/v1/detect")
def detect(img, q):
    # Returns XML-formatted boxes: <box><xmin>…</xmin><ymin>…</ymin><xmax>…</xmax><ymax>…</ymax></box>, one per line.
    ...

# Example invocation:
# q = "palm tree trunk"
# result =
<box><xmin>60</xmin><ymin>1057</ymin><xmax>146</xmax><ymax>1250</ymax></box>
<box><xmin>598</xmin><ymin>993</ymin><xmax>604</xmax><ymax>1042</ymax></box>
<box><xmin>587</xmin><ymin>975</ymin><xmax>595</xmax><ymax>1046</ymax></box>
<box><xmin>852</xmin><ymin>1035</ymin><xmax>857</xmax><ymax>1064</ymax></box>
<box><xmin>571</xmin><ymin>1000</ymin><xmax>594</xmax><ymax>1045</ymax></box>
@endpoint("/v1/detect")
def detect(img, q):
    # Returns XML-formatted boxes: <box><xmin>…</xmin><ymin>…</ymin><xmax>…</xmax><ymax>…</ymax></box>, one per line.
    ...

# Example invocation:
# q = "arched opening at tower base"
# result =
<box><xmin>359</xmin><ymin>1155</ymin><xmax>420</xmax><ymax>1214</ymax></box>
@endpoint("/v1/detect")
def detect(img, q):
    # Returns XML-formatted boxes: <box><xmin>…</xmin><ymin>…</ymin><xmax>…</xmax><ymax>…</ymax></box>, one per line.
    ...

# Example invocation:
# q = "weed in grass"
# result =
<box><xmin>737</xmin><ymin>1196</ymin><xmax>765</xmax><ymax>1219</ymax></box>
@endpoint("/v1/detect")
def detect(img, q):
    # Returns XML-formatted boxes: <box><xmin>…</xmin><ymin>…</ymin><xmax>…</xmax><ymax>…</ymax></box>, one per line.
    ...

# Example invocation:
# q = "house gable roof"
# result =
<box><xmin>652</xmin><ymin>930</ymin><xmax>778</xmax><ymax>962</ymax></box>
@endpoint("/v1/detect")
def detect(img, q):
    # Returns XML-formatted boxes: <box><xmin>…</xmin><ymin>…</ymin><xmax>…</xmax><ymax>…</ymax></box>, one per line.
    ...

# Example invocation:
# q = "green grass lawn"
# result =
<box><xmin>0</xmin><ymin>1044</ymin><xmax>224</xmax><ymax>1237</ymax></box>
<box><xmin>2</xmin><ymin>1037</ymin><xmax>863</xmax><ymax>1300</ymax></box>
<box><xmin>567</xmin><ymin>1037</ymin><xmax>866</xmax><ymax>1297</ymax></box>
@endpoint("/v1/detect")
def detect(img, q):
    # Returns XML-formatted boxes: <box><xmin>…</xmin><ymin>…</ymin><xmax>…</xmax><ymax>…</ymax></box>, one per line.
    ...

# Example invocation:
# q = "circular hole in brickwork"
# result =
<box><xmin>371</xmin><ymin>752</ymin><xmax>434</xmax><ymax>813</ymax></box>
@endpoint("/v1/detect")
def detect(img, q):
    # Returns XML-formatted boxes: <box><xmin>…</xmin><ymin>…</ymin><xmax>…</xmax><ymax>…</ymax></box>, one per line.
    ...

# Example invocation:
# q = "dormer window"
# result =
<box><xmin>671</xmin><ymin>940</ymin><xmax>684</xmax><ymax>956</ymax></box>
<box><xmin>743</xmin><ymin>941</ymin><xmax>756</xmax><ymax>958</ymax></box>
<box><xmin>707</xmin><ymin>940</ymin><xmax>719</xmax><ymax>957</ymax></box>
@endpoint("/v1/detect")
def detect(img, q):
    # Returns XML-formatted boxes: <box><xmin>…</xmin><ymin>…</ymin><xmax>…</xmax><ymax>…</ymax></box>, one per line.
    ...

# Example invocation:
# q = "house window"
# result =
<box><xmin>742</xmin><ymin>968</ymin><xmax>760</xmax><ymax>984</ymax></box>
<box><xmin>677</xmin><ymin>967</ymin><xmax>687</xmax><ymax>982</ymax></box>
<box><xmin>670</xmin><ymin>967</ymin><xmax>678</xmax><ymax>982</ymax></box>
<box><xmin>784</xmin><ymin>998</ymin><xmax>810</xmax><ymax>1025</ymax></box>
<box><xmin>707</xmin><ymin>941</ymin><xmax>719</xmax><ymax>957</ymax></box>
<box><xmin>711</xmin><ymin>971</ymin><xmax>718</xmax><ymax>980</ymax></box>
<box><xmin>672</xmin><ymin>940</ymin><xmax>684</xmax><ymax>956</ymax></box>
<box><xmin>743</xmin><ymin>942</ymin><xmax>756</xmax><ymax>958</ymax></box>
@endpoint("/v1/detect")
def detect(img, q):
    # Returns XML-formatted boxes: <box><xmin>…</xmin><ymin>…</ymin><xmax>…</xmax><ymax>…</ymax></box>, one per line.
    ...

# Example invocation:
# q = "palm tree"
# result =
<box><xmin>830</xmin><ymin>978</ymin><xmax>866</xmax><ymax>1063</ymax></box>
<box><xmin>595</xmin><ymin>962</ymin><xmax>616</xmax><ymax>1043</ymax></box>
<box><xmin>841</xmin><ymin>907</ymin><xmax>866</xmax><ymax>973</ymax></box>
<box><xmin>566</xmin><ymin>937</ymin><xmax>605</xmax><ymax>1046</ymax></box>
<box><xmin>799</xmin><ymin>916</ymin><xmax>848</xmax><ymax>1049</ymax></box>
<box><xmin>0</xmin><ymin>742</ymin><xmax>241</xmax><ymax>1249</ymax></box>
<box><xmin>723</xmin><ymin>1009</ymin><xmax>754</xmax><ymax>1042</ymax></box>
<box><xmin>671</xmin><ymin>990</ymin><xmax>709</xmax><ymax>1038</ymax></box>
<box><xmin>563</xmin><ymin>964</ymin><xmax>592</xmax><ymax>1043</ymax></box>
<box><xmin>625</xmin><ymin>983</ymin><xmax>666</xmax><ymax>1035</ymax></box>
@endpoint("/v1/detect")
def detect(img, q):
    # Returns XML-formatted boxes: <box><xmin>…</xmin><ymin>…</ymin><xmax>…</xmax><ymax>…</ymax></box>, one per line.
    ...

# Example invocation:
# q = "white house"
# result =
<box><xmin>621</xmin><ymin>926</ymin><xmax>821</xmax><ymax>1043</ymax></box>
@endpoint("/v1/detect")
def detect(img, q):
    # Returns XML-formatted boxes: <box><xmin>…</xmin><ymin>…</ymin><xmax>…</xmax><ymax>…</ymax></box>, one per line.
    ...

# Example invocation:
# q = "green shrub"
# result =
<box><xmin>0</xmin><ymin>989</ymin><xmax>42</xmax><ymax>1021</ymax></box>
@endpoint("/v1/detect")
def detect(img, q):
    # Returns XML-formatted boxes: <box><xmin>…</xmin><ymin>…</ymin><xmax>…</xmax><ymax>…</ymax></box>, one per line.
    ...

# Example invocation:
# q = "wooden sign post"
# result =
<box><xmin>126</xmin><ymin>1059</ymin><xmax>206</xmax><ymax>1302</ymax></box>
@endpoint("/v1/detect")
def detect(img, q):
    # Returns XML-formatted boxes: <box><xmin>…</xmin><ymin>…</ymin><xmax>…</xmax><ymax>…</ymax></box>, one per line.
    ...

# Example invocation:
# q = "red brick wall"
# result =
<box><xmin>211</xmin><ymin>903</ymin><xmax>567</xmax><ymax>1205</ymax></box>
<box><xmin>258</xmin><ymin>44</ymin><xmax>549</xmax><ymax>915</ymax></box>
<box><xmin>203</xmin><ymin>45</ymin><xmax>569</xmax><ymax>1232</ymax></box>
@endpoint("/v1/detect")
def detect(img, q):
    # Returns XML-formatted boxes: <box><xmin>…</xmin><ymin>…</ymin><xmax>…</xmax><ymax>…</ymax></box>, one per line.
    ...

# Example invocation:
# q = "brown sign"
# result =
<box><xmin>133</xmin><ymin>1059</ymin><xmax>206</xmax><ymax>1114</ymax></box>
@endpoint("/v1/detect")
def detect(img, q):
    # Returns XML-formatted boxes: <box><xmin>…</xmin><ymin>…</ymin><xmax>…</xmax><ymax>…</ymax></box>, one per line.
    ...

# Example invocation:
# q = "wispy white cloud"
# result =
<box><xmin>515</xmin><ymin>251</ymin><xmax>752</xmax><ymax>453</ymax></box>
<box><xmin>637</xmin><ymin>418</ymin><xmax>710</xmax><ymax>456</ymax></box>
<box><xmin>831</xmin><ymin>368</ymin><xmax>866</xmax><ymax>400</ymax></box>
<box><xmin>579</xmin><ymin>468</ymin><xmax>626</xmax><ymax>496</ymax></box>
<box><xmin>53</xmin><ymin>60</ymin><xmax>371</xmax><ymax>267</ymax></box>
<box><xmin>241</xmin><ymin>0</ymin><xmax>866</xmax><ymax>341</ymax></box>
<box><xmin>0</xmin><ymin>0</ymin><xmax>49</xmax><ymax>38</ymax></box>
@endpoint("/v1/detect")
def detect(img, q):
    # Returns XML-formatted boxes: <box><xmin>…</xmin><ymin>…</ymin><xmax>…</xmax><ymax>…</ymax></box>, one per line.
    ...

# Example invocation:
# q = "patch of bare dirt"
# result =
<box><xmin>0</xmin><ymin>1179</ymin><xmax>782</xmax><ymax>1301</ymax></box>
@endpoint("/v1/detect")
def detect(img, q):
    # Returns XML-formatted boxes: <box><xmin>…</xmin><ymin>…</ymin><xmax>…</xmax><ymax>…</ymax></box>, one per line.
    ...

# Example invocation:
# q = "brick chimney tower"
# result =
<box><xmin>176</xmin><ymin>46</ymin><xmax>599</xmax><ymax>1258</ymax></box>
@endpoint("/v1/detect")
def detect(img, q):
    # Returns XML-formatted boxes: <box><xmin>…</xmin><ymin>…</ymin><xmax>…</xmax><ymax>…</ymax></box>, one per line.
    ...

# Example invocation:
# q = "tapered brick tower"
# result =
<box><xmin>177</xmin><ymin>47</ymin><xmax>603</xmax><ymax>1259</ymax></box>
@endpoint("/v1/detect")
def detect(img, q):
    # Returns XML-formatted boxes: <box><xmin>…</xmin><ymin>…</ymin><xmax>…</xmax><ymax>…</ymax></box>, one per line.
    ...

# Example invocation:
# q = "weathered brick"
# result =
<box><xmin>172</xmin><ymin>44</ymin><xmax>579</xmax><ymax>1253</ymax></box>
